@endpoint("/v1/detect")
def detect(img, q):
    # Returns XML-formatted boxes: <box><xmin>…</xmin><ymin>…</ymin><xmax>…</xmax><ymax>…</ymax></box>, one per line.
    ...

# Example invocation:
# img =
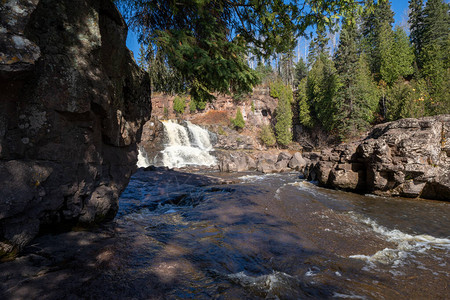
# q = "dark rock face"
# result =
<box><xmin>305</xmin><ymin>116</ymin><xmax>450</xmax><ymax>201</ymax></box>
<box><xmin>0</xmin><ymin>0</ymin><xmax>151</xmax><ymax>256</ymax></box>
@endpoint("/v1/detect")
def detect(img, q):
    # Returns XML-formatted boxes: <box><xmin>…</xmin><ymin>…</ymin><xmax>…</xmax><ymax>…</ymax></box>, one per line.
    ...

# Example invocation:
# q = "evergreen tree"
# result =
<box><xmin>420</xmin><ymin>0</ymin><xmax>450</xmax><ymax>114</ymax></box>
<box><xmin>306</xmin><ymin>54</ymin><xmax>341</xmax><ymax>131</ymax></box>
<box><xmin>361</xmin><ymin>0</ymin><xmax>395</xmax><ymax>75</ymax></box>
<box><xmin>296</xmin><ymin>78</ymin><xmax>313</xmax><ymax>128</ymax></box>
<box><xmin>117</xmin><ymin>0</ymin><xmax>377</xmax><ymax>103</ymax></box>
<box><xmin>379</xmin><ymin>25</ymin><xmax>414</xmax><ymax>86</ymax></box>
<box><xmin>231</xmin><ymin>108</ymin><xmax>245</xmax><ymax>130</ymax></box>
<box><xmin>393</xmin><ymin>27</ymin><xmax>414</xmax><ymax>79</ymax></box>
<box><xmin>409</xmin><ymin>0</ymin><xmax>424</xmax><ymax>67</ymax></box>
<box><xmin>293</xmin><ymin>57</ymin><xmax>308</xmax><ymax>88</ymax></box>
<box><xmin>273</xmin><ymin>84</ymin><xmax>294</xmax><ymax>146</ymax></box>
<box><xmin>350</xmin><ymin>54</ymin><xmax>379</xmax><ymax>130</ymax></box>
<box><xmin>308</xmin><ymin>24</ymin><xmax>329</xmax><ymax>65</ymax></box>
<box><xmin>137</xmin><ymin>44</ymin><xmax>149</xmax><ymax>70</ymax></box>
<box><xmin>334</xmin><ymin>22</ymin><xmax>379</xmax><ymax>137</ymax></box>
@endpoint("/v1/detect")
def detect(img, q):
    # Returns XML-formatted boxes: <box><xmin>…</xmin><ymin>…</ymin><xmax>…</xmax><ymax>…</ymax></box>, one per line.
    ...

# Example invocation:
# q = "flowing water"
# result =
<box><xmin>112</xmin><ymin>170</ymin><xmax>450</xmax><ymax>299</ymax></box>
<box><xmin>145</xmin><ymin>120</ymin><xmax>216</xmax><ymax>169</ymax></box>
<box><xmin>2</xmin><ymin>169</ymin><xmax>449</xmax><ymax>299</ymax></box>
<box><xmin>2</xmin><ymin>124</ymin><xmax>449</xmax><ymax>299</ymax></box>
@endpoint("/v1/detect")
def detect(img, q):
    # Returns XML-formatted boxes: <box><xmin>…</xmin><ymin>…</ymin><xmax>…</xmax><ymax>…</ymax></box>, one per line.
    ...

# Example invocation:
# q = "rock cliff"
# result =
<box><xmin>0</xmin><ymin>0</ymin><xmax>151</xmax><ymax>257</ymax></box>
<box><xmin>305</xmin><ymin>115</ymin><xmax>450</xmax><ymax>201</ymax></box>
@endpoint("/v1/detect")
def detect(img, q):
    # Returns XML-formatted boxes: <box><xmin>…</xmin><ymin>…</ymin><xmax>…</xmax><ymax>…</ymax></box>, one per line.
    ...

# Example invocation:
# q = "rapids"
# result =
<box><xmin>2</xmin><ymin>169</ymin><xmax>448</xmax><ymax>299</ymax></box>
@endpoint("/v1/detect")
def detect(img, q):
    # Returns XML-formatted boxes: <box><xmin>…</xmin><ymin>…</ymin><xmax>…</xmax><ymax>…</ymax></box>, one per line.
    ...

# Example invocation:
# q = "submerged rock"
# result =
<box><xmin>0</xmin><ymin>0</ymin><xmax>151</xmax><ymax>257</ymax></box>
<box><xmin>305</xmin><ymin>115</ymin><xmax>450</xmax><ymax>200</ymax></box>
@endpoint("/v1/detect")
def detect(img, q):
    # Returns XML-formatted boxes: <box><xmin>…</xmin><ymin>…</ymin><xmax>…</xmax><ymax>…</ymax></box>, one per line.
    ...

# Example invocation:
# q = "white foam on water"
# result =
<box><xmin>288</xmin><ymin>181</ymin><xmax>322</xmax><ymax>197</ymax></box>
<box><xmin>238</xmin><ymin>173</ymin><xmax>282</xmax><ymax>182</ymax></box>
<box><xmin>333</xmin><ymin>292</ymin><xmax>368</xmax><ymax>299</ymax></box>
<box><xmin>349</xmin><ymin>212</ymin><xmax>450</xmax><ymax>266</ymax></box>
<box><xmin>227</xmin><ymin>270</ymin><xmax>299</xmax><ymax>296</ymax></box>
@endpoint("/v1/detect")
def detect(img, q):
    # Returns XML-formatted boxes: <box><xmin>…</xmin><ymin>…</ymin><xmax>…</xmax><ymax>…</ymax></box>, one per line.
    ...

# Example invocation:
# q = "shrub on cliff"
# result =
<box><xmin>259</xmin><ymin>125</ymin><xmax>276</xmax><ymax>146</ymax></box>
<box><xmin>231</xmin><ymin>108</ymin><xmax>245</xmax><ymax>130</ymax></box>
<box><xmin>189</xmin><ymin>100</ymin><xmax>197</xmax><ymax>113</ymax></box>
<box><xmin>173</xmin><ymin>95</ymin><xmax>186</xmax><ymax>115</ymax></box>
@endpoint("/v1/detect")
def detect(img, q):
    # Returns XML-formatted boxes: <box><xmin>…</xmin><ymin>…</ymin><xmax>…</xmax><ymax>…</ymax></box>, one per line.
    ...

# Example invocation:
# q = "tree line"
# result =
<box><xmin>124</xmin><ymin>0</ymin><xmax>449</xmax><ymax>146</ymax></box>
<box><xmin>290</xmin><ymin>0</ymin><xmax>449</xmax><ymax>141</ymax></box>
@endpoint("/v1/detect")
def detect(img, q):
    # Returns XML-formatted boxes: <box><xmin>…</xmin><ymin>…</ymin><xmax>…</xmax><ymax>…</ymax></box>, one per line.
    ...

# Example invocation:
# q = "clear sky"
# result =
<box><xmin>125</xmin><ymin>1</ymin><xmax>411</xmax><ymax>62</ymax></box>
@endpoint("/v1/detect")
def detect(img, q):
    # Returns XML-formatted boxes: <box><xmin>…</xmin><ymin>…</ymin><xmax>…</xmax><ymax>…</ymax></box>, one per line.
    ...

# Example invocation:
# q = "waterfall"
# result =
<box><xmin>137</xmin><ymin>146</ymin><xmax>150</xmax><ymax>168</ymax></box>
<box><xmin>140</xmin><ymin>120</ymin><xmax>216</xmax><ymax>169</ymax></box>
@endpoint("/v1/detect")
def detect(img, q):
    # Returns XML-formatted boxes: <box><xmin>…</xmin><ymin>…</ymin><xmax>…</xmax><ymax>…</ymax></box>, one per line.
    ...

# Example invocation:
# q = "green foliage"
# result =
<box><xmin>259</xmin><ymin>125</ymin><xmax>276</xmax><ymax>147</ymax></box>
<box><xmin>273</xmin><ymin>83</ymin><xmax>293</xmax><ymax>147</ymax></box>
<box><xmin>385</xmin><ymin>79</ymin><xmax>430</xmax><ymax>121</ymax></box>
<box><xmin>255</xmin><ymin>62</ymin><xmax>276</xmax><ymax>85</ymax></box>
<box><xmin>173</xmin><ymin>95</ymin><xmax>186</xmax><ymax>115</ymax></box>
<box><xmin>409</xmin><ymin>0</ymin><xmax>424</xmax><ymax>66</ymax></box>
<box><xmin>296</xmin><ymin>78</ymin><xmax>314</xmax><ymax>128</ymax></box>
<box><xmin>231</xmin><ymin>108</ymin><xmax>245</xmax><ymax>130</ymax></box>
<box><xmin>379</xmin><ymin>26</ymin><xmax>414</xmax><ymax>86</ymax></box>
<box><xmin>117</xmin><ymin>0</ymin><xmax>379</xmax><ymax>102</ymax></box>
<box><xmin>163</xmin><ymin>106</ymin><xmax>169</xmax><ymax>119</ymax></box>
<box><xmin>334</xmin><ymin>21</ymin><xmax>379</xmax><ymax>137</ymax></box>
<box><xmin>294</xmin><ymin>57</ymin><xmax>308</xmax><ymax>88</ymax></box>
<box><xmin>196</xmin><ymin>100</ymin><xmax>207</xmax><ymax>110</ymax></box>
<box><xmin>308</xmin><ymin>24</ymin><xmax>329</xmax><ymax>65</ymax></box>
<box><xmin>189</xmin><ymin>100</ymin><xmax>197</xmax><ymax>113</ymax></box>
<box><xmin>419</xmin><ymin>0</ymin><xmax>450</xmax><ymax>114</ymax></box>
<box><xmin>269</xmin><ymin>80</ymin><xmax>285</xmax><ymax>99</ymax></box>
<box><xmin>306</xmin><ymin>54</ymin><xmax>341</xmax><ymax>132</ymax></box>
<box><xmin>361</xmin><ymin>0</ymin><xmax>395</xmax><ymax>75</ymax></box>
<box><xmin>251</xmin><ymin>101</ymin><xmax>255</xmax><ymax>113</ymax></box>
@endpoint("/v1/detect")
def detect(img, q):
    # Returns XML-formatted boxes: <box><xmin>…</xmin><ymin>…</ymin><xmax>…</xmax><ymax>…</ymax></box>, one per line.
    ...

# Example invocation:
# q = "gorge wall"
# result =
<box><xmin>0</xmin><ymin>0</ymin><xmax>151</xmax><ymax>257</ymax></box>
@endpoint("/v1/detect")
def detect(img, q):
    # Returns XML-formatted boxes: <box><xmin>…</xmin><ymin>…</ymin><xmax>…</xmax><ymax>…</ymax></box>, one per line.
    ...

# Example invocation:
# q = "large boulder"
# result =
<box><xmin>304</xmin><ymin>116</ymin><xmax>450</xmax><ymax>200</ymax></box>
<box><xmin>0</xmin><ymin>0</ymin><xmax>151</xmax><ymax>257</ymax></box>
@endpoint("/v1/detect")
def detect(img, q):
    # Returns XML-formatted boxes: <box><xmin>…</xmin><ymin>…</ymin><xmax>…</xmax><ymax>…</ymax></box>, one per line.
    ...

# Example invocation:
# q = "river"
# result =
<box><xmin>2</xmin><ymin>168</ymin><xmax>448</xmax><ymax>299</ymax></box>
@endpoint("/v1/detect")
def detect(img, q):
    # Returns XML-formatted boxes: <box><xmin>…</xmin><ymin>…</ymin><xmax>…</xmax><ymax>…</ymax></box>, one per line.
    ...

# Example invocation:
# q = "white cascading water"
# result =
<box><xmin>137</xmin><ymin>146</ymin><xmax>151</xmax><ymax>168</ymax></box>
<box><xmin>159</xmin><ymin>120</ymin><xmax>216</xmax><ymax>168</ymax></box>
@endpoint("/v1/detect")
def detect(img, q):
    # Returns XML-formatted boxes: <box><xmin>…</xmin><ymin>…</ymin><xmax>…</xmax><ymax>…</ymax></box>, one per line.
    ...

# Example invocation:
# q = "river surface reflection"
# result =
<box><xmin>1</xmin><ymin>169</ymin><xmax>449</xmax><ymax>299</ymax></box>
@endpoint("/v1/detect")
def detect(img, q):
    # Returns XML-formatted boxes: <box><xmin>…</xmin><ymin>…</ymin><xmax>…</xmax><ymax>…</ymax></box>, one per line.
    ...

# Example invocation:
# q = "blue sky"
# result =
<box><xmin>125</xmin><ymin>1</ymin><xmax>411</xmax><ymax>62</ymax></box>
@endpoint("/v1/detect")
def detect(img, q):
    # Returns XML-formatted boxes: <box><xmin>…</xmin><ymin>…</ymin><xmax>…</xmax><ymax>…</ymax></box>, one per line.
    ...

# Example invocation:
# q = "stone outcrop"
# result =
<box><xmin>305</xmin><ymin>116</ymin><xmax>450</xmax><ymax>201</ymax></box>
<box><xmin>0</xmin><ymin>0</ymin><xmax>151</xmax><ymax>257</ymax></box>
<box><xmin>217</xmin><ymin>150</ymin><xmax>309</xmax><ymax>174</ymax></box>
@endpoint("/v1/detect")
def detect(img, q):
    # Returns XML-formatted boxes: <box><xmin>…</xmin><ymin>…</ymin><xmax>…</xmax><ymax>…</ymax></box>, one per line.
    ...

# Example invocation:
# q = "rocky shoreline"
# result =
<box><xmin>214</xmin><ymin>115</ymin><xmax>450</xmax><ymax>201</ymax></box>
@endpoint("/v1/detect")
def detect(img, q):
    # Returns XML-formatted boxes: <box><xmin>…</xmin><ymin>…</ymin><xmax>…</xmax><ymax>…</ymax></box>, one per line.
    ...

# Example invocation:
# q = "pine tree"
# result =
<box><xmin>137</xmin><ymin>44</ymin><xmax>148</xmax><ymax>70</ymax></box>
<box><xmin>379</xmin><ymin>25</ymin><xmax>414</xmax><ymax>86</ymax></box>
<box><xmin>231</xmin><ymin>108</ymin><xmax>245</xmax><ymax>130</ymax></box>
<box><xmin>306</xmin><ymin>54</ymin><xmax>341</xmax><ymax>132</ymax></box>
<box><xmin>308</xmin><ymin>24</ymin><xmax>329</xmax><ymax>65</ymax></box>
<box><xmin>409</xmin><ymin>0</ymin><xmax>424</xmax><ymax>67</ymax></box>
<box><xmin>274</xmin><ymin>84</ymin><xmax>294</xmax><ymax>147</ymax></box>
<box><xmin>293</xmin><ymin>57</ymin><xmax>308</xmax><ymax>88</ymax></box>
<box><xmin>334</xmin><ymin>23</ymin><xmax>379</xmax><ymax>137</ymax></box>
<box><xmin>361</xmin><ymin>0</ymin><xmax>395</xmax><ymax>75</ymax></box>
<box><xmin>420</xmin><ymin>0</ymin><xmax>450</xmax><ymax>114</ymax></box>
<box><xmin>296</xmin><ymin>78</ymin><xmax>313</xmax><ymax>128</ymax></box>
<box><xmin>350</xmin><ymin>54</ymin><xmax>379</xmax><ymax>129</ymax></box>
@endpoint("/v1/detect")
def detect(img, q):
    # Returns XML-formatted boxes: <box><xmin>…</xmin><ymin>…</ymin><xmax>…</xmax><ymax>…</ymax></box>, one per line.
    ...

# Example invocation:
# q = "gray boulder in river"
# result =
<box><xmin>0</xmin><ymin>0</ymin><xmax>151</xmax><ymax>257</ymax></box>
<box><xmin>305</xmin><ymin>115</ymin><xmax>450</xmax><ymax>200</ymax></box>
